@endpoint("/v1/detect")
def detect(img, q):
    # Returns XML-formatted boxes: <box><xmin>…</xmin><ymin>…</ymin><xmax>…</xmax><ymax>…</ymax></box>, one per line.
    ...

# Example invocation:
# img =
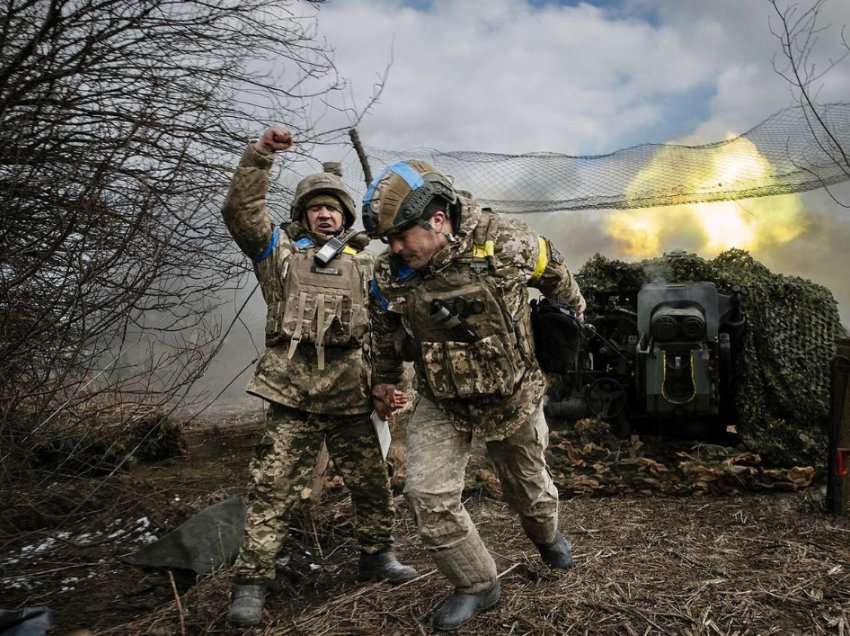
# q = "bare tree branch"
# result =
<box><xmin>0</xmin><ymin>0</ymin><xmax>382</xmax><ymax>491</ymax></box>
<box><xmin>769</xmin><ymin>0</ymin><xmax>850</xmax><ymax>190</ymax></box>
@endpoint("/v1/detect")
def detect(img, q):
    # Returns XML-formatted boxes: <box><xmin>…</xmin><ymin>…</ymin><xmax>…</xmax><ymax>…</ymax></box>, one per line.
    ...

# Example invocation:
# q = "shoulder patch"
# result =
<box><xmin>370</xmin><ymin>279</ymin><xmax>390</xmax><ymax>311</ymax></box>
<box><xmin>253</xmin><ymin>227</ymin><xmax>280</xmax><ymax>265</ymax></box>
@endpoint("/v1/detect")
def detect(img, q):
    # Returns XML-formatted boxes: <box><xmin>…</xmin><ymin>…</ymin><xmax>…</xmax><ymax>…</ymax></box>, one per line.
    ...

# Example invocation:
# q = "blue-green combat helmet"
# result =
<box><xmin>362</xmin><ymin>160</ymin><xmax>457</xmax><ymax>239</ymax></box>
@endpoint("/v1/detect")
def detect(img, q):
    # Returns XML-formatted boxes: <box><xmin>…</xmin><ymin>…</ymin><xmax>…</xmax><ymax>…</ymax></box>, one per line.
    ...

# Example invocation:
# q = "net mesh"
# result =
<box><xmin>575</xmin><ymin>249</ymin><xmax>845</xmax><ymax>467</ymax></box>
<box><xmin>358</xmin><ymin>102</ymin><xmax>850</xmax><ymax>213</ymax></box>
<box><xmin>347</xmin><ymin>104</ymin><xmax>850</xmax><ymax>466</ymax></box>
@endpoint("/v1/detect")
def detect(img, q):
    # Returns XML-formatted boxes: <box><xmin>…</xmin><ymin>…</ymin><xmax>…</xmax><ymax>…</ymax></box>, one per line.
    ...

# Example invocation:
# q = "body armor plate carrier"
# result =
<box><xmin>397</xmin><ymin>212</ymin><xmax>535</xmax><ymax>399</ymax></box>
<box><xmin>265</xmin><ymin>236</ymin><xmax>369</xmax><ymax>370</ymax></box>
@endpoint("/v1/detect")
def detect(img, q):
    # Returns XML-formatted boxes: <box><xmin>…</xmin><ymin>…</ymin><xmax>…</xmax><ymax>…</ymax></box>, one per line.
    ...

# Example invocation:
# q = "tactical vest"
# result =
<box><xmin>395</xmin><ymin>212</ymin><xmax>535</xmax><ymax>399</ymax></box>
<box><xmin>265</xmin><ymin>235</ymin><xmax>370</xmax><ymax>370</ymax></box>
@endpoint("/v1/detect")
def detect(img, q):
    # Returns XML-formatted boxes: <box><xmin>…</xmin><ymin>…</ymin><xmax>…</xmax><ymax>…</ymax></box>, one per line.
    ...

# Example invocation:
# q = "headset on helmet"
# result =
<box><xmin>291</xmin><ymin>162</ymin><xmax>357</xmax><ymax>229</ymax></box>
<box><xmin>362</xmin><ymin>160</ymin><xmax>457</xmax><ymax>239</ymax></box>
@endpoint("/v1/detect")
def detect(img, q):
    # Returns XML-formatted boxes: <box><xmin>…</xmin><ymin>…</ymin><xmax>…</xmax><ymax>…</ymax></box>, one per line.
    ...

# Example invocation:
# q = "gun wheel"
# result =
<box><xmin>586</xmin><ymin>377</ymin><xmax>626</xmax><ymax>420</ymax></box>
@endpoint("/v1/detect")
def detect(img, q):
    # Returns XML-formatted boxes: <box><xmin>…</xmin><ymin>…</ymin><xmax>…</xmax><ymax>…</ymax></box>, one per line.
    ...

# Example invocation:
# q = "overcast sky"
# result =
<box><xmin>315</xmin><ymin>0</ymin><xmax>850</xmax><ymax>154</ymax></box>
<box><xmin>206</xmin><ymin>0</ymin><xmax>850</xmax><ymax>401</ymax></box>
<box><xmin>301</xmin><ymin>0</ymin><xmax>850</xmax><ymax>316</ymax></box>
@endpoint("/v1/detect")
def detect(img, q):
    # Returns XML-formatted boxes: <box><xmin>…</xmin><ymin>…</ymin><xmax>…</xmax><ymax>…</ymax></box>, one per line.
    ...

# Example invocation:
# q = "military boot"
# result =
<box><xmin>534</xmin><ymin>531</ymin><xmax>573</xmax><ymax>569</ymax></box>
<box><xmin>429</xmin><ymin>533</ymin><xmax>500</xmax><ymax>631</ymax></box>
<box><xmin>358</xmin><ymin>550</ymin><xmax>418</xmax><ymax>584</ymax></box>
<box><xmin>432</xmin><ymin>581</ymin><xmax>501</xmax><ymax>631</ymax></box>
<box><xmin>227</xmin><ymin>583</ymin><xmax>267</xmax><ymax>626</ymax></box>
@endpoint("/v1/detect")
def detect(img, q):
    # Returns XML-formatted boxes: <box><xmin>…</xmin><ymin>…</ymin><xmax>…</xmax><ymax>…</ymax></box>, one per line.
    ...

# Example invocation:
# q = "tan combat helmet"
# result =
<box><xmin>362</xmin><ymin>160</ymin><xmax>457</xmax><ymax>239</ymax></box>
<box><xmin>291</xmin><ymin>162</ymin><xmax>357</xmax><ymax>229</ymax></box>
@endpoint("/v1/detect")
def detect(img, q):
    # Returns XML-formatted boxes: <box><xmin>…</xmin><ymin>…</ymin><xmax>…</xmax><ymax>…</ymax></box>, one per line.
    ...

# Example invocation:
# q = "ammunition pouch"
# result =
<box><xmin>420</xmin><ymin>333</ymin><xmax>521</xmax><ymax>399</ymax></box>
<box><xmin>264</xmin><ymin>236</ymin><xmax>369</xmax><ymax>369</ymax></box>
<box><xmin>403</xmin><ymin>272</ymin><xmax>529</xmax><ymax>399</ymax></box>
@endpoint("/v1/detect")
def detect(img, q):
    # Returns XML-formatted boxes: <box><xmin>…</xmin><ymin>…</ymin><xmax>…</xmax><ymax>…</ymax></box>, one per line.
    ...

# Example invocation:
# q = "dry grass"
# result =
<box><xmin>2</xmin><ymin>412</ymin><xmax>849</xmax><ymax>635</ymax></box>
<box><xmin>78</xmin><ymin>490</ymin><xmax>850</xmax><ymax>635</ymax></box>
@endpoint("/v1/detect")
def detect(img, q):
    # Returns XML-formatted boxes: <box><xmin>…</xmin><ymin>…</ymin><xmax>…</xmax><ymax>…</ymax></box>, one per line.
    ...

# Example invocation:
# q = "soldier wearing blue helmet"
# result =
<box><xmin>365</xmin><ymin>160</ymin><xmax>585</xmax><ymax>631</ymax></box>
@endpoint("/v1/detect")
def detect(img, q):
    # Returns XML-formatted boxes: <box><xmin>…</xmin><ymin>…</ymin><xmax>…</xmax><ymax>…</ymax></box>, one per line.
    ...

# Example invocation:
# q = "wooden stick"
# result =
<box><xmin>167</xmin><ymin>569</ymin><xmax>187</xmax><ymax>636</ymax></box>
<box><xmin>349</xmin><ymin>128</ymin><xmax>373</xmax><ymax>186</ymax></box>
<box><xmin>308</xmin><ymin>440</ymin><xmax>330</xmax><ymax>503</ymax></box>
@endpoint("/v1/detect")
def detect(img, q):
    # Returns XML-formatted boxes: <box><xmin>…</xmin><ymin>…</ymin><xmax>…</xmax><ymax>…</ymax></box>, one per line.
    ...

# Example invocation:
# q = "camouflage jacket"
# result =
<box><xmin>369</xmin><ymin>194</ymin><xmax>586</xmax><ymax>440</ymax></box>
<box><xmin>221</xmin><ymin>144</ymin><xmax>373</xmax><ymax>415</ymax></box>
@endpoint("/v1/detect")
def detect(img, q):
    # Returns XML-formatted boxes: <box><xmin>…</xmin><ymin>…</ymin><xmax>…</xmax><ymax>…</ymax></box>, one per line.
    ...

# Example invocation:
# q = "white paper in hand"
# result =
<box><xmin>371</xmin><ymin>410</ymin><xmax>392</xmax><ymax>460</ymax></box>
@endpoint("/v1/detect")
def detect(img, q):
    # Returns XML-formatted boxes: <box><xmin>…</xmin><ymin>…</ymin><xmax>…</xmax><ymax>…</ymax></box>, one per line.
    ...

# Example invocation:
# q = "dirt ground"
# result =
<box><xmin>2</xmin><ymin>407</ymin><xmax>849</xmax><ymax>636</ymax></box>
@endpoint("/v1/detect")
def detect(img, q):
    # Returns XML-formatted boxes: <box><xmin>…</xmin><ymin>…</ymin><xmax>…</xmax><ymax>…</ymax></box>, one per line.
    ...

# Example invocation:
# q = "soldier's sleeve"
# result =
<box><xmin>220</xmin><ymin>143</ymin><xmax>277</xmax><ymax>261</ymax></box>
<box><xmin>368</xmin><ymin>276</ymin><xmax>405</xmax><ymax>388</ymax></box>
<box><xmin>527</xmin><ymin>233</ymin><xmax>587</xmax><ymax>315</ymax></box>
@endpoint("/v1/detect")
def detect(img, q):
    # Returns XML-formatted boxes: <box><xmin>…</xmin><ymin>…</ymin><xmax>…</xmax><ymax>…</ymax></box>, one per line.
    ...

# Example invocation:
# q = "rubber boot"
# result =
<box><xmin>227</xmin><ymin>583</ymin><xmax>266</xmax><ymax>626</ymax></box>
<box><xmin>429</xmin><ymin>531</ymin><xmax>499</xmax><ymax>630</ymax></box>
<box><xmin>534</xmin><ymin>531</ymin><xmax>573</xmax><ymax>569</ymax></box>
<box><xmin>358</xmin><ymin>550</ymin><xmax>418</xmax><ymax>584</ymax></box>
<box><xmin>432</xmin><ymin>581</ymin><xmax>501</xmax><ymax>631</ymax></box>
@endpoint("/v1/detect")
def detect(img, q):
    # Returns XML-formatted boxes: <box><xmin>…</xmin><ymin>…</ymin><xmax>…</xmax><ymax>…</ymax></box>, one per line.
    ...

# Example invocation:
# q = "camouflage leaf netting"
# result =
<box><xmin>358</xmin><ymin>102</ymin><xmax>850</xmax><ymax>213</ymax></box>
<box><xmin>574</xmin><ymin>249</ymin><xmax>846</xmax><ymax>467</ymax></box>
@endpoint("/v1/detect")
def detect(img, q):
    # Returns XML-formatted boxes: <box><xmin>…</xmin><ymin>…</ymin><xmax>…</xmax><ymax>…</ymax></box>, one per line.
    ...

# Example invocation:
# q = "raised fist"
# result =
<box><xmin>254</xmin><ymin>126</ymin><xmax>293</xmax><ymax>155</ymax></box>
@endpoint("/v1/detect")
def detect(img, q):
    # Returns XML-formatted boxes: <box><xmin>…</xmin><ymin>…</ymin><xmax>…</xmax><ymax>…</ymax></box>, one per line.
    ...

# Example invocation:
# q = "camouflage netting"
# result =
<box><xmin>356</xmin><ymin>102</ymin><xmax>850</xmax><ymax>214</ymax></box>
<box><xmin>574</xmin><ymin>248</ymin><xmax>846</xmax><ymax>467</ymax></box>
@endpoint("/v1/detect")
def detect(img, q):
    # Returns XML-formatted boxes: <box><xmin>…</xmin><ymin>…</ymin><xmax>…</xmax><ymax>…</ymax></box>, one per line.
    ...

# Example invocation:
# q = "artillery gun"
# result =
<box><xmin>537</xmin><ymin>249</ymin><xmax>840</xmax><ymax>466</ymax></box>
<box><xmin>536</xmin><ymin>275</ymin><xmax>745</xmax><ymax>437</ymax></box>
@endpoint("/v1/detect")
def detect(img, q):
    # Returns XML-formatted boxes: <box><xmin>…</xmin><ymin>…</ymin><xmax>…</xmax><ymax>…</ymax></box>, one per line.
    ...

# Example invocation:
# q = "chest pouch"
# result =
<box><xmin>404</xmin><ymin>270</ymin><xmax>527</xmax><ymax>399</ymax></box>
<box><xmin>272</xmin><ymin>249</ymin><xmax>368</xmax><ymax>369</ymax></box>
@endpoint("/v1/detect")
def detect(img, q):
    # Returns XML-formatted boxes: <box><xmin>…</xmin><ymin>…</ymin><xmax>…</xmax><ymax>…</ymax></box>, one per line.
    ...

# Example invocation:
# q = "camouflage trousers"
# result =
<box><xmin>233</xmin><ymin>403</ymin><xmax>395</xmax><ymax>583</ymax></box>
<box><xmin>404</xmin><ymin>396</ymin><xmax>559</xmax><ymax>592</ymax></box>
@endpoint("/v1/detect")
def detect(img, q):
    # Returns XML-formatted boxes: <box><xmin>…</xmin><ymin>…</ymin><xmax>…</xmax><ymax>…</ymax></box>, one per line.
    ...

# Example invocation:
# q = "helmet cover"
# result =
<box><xmin>292</xmin><ymin>171</ymin><xmax>357</xmax><ymax>228</ymax></box>
<box><xmin>362</xmin><ymin>160</ymin><xmax>456</xmax><ymax>238</ymax></box>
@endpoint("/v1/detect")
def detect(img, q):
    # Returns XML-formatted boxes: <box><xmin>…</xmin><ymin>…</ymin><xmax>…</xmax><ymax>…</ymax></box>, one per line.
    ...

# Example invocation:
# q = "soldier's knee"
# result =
<box><xmin>405</xmin><ymin>489</ymin><xmax>468</xmax><ymax>544</ymax></box>
<box><xmin>405</xmin><ymin>486</ymin><xmax>456</xmax><ymax>514</ymax></box>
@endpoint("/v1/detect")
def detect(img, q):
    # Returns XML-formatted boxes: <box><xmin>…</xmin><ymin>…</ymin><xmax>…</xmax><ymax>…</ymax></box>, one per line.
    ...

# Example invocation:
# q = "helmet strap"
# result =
<box><xmin>416</xmin><ymin>211</ymin><xmax>457</xmax><ymax>243</ymax></box>
<box><xmin>415</xmin><ymin>211</ymin><xmax>455</xmax><ymax>244</ymax></box>
<box><xmin>449</xmin><ymin>199</ymin><xmax>462</xmax><ymax>233</ymax></box>
<box><xmin>415</xmin><ymin>218</ymin><xmax>435</xmax><ymax>232</ymax></box>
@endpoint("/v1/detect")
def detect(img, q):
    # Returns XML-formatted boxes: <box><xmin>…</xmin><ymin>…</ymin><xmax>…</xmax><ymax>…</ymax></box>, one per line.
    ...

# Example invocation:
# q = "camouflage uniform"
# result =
<box><xmin>369</xmin><ymin>193</ymin><xmax>585</xmax><ymax>592</ymax></box>
<box><xmin>222</xmin><ymin>143</ymin><xmax>396</xmax><ymax>583</ymax></box>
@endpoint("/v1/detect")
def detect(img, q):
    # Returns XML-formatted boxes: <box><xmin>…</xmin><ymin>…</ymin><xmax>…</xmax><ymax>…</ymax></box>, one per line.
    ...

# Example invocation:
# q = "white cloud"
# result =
<box><xmin>314</xmin><ymin>0</ymin><xmax>849</xmax><ymax>155</ymax></box>
<box><xmin>310</xmin><ymin>3</ymin><xmax>772</xmax><ymax>152</ymax></box>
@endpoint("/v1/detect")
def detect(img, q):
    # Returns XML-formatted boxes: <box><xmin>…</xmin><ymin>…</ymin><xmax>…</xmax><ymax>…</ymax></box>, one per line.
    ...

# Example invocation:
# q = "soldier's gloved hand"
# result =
<box><xmin>373</xmin><ymin>384</ymin><xmax>407</xmax><ymax>419</ymax></box>
<box><xmin>254</xmin><ymin>126</ymin><xmax>293</xmax><ymax>155</ymax></box>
